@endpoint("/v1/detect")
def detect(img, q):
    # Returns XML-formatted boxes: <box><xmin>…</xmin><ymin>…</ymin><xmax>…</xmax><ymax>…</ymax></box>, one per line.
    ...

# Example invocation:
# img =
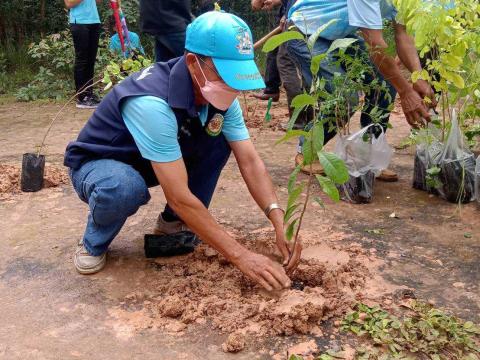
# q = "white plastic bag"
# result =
<box><xmin>437</xmin><ymin>110</ymin><xmax>475</xmax><ymax>203</ymax></box>
<box><xmin>335</xmin><ymin>124</ymin><xmax>393</xmax><ymax>177</ymax></box>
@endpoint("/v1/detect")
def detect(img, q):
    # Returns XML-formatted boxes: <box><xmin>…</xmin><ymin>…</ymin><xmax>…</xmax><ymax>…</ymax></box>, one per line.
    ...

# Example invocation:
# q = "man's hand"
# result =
<box><xmin>413</xmin><ymin>79</ymin><xmax>437</xmax><ymax>109</ymax></box>
<box><xmin>232</xmin><ymin>249</ymin><xmax>291</xmax><ymax>291</ymax></box>
<box><xmin>275</xmin><ymin>227</ymin><xmax>302</xmax><ymax>273</ymax></box>
<box><xmin>262</xmin><ymin>0</ymin><xmax>282</xmax><ymax>10</ymax></box>
<box><xmin>399</xmin><ymin>88</ymin><xmax>431</xmax><ymax>128</ymax></box>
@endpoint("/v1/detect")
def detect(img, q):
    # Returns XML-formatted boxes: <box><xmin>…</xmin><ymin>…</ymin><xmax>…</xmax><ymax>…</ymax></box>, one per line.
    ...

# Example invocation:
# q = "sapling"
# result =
<box><xmin>394</xmin><ymin>0</ymin><xmax>480</xmax><ymax>203</ymax></box>
<box><xmin>22</xmin><ymin>54</ymin><xmax>152</xmax><ymax>192</ymax></box>
<box><xmin>263</xmin><ymin>20</ymin><xmax>392</xmax><ymax>254</ymax></box>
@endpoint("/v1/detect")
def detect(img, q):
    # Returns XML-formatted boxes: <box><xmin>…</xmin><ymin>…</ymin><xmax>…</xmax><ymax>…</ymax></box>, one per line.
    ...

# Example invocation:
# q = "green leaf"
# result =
<box><xmin>313</xmin><ymin>196</ymin><xmax>325</xmax><ymax>209</ymax></box>
<box><xmin>312</xmin><ymin>122</ymin><xmax>325</xmax><ymax>153</ymax></box>
<box><xmin>316</xmin><ymin>175</ymin><xmax>340</xmax><ymax>202</ymax></box>
<box><xmin>310</xmin><ymin>53</ymin><xmax>327</xmax><ymax>76</ymax></box>
<box><xmin>286</xmin><ymin>105</ymin><xmax>306</xmax><ymax>131</ymax></box>
<box><xmin>263</xmin><ymin>31</ymin><xmax>304</xmax><ymax>53</ymax></box>
<box><xmin>450</xmin><ymin>72</ymin><xmax>465</xmax><ymax>89</ymax></box>
<box><xmin>275</xmin><ymin>129</ymin><xmax>308</xmax><ymax>145</ymax></box>
<box><xmin>307</xmin><ymin>19</ymin><xmax>338</xmax><ymax>50</ymax></box>
<box><xmin>291</xmin><ymin>93</ymin><xmax>316</xmax><ymax>108</ymax></box>
<box><xmin>287</xmin><ymin>183</ymin><xmax>305</xmax><ymax>209</ymax></box>
<box><xmin>285</xmin><ymin>218</ymin><xmax>299</xmax><ymax>241</ymax></box>
<box><xmin>288</xmin><ymin>165</ymin><xmax>301</xmax><ymax>193</ymax></box>
<box><xmin>327</xmin><ymin>38</ymin><xmax>358</xmax><ymax>53</ymax></box>
<box><xmin>264</xmin><ymin>97</ymin><xmax>273</xmax><ymax>123</ymax></box>
<box><xmin>284</xmin><ymin>203</ymin><xmax>301</xmax><ymax>223</ymax></box>
<box><xmin>288</xmin><ymin>355</ymin><xmax>305</xmax><ymax>360</ymax></box>
<box><xmin>302</xmin><ymin>138</ymin><xmax>318</xmax><ymax>165</ymax></box>
<box><xmin>317</xmin><ymin>151</ymin><xmax>349</xmax><ymax>184</ymax></box>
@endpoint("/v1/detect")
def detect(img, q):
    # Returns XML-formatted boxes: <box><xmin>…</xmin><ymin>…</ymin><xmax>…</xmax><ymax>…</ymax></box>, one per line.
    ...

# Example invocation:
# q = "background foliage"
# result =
<box><xmin>0</xmin><ymin>0</ymin><xmax>275</xmax><ymax>97</ymax></box>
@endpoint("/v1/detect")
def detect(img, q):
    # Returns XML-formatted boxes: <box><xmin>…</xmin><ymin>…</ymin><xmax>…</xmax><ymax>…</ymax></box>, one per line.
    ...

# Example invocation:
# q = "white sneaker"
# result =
<box><xmin>153</xmin><ymin>214</ymin><xmax>190</xmax><ymax>235</ymax></box>
<box><xmin>74</xmin><ymin>240</ymin><xmax>106</xmax><ymax>275</ymax></box>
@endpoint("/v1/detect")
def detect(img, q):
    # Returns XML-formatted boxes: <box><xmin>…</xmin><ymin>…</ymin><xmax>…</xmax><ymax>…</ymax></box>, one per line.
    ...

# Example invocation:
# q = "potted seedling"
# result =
<box><xmin>394</xmin><ymin>0</ymin><xmax>480</xmax><ymax>203</ymax></box>
<box><xmin>21</xmin><ymin>51</ymin><xmax>151</xmax><ymax>193</ymax></box>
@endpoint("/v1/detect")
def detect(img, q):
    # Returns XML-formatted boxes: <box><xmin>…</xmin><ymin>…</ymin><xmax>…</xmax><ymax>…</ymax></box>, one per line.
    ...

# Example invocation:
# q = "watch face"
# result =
<box><xmin>206</xmin><ymin>113</ymin><xmax>224</xmax><ymax>136</ymax></box>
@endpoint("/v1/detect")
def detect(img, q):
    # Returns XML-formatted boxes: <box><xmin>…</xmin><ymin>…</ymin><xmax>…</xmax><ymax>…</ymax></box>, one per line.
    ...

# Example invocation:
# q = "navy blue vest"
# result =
<box><xmin>64</xmin><ymin>56</ymin><xmax>224</xmax><ymax>187</ymax></box>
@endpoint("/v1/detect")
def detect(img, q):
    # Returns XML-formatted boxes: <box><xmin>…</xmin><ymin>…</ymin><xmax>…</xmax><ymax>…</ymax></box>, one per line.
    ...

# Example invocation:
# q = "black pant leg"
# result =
<box><xmin>71</xmin><ymin>24</ymin><xmax>91</xmax><ymax>98</ymax></box>
<box><xmin>85</xmin><ymin>24</ymin><xmax>101</xmax><ymax>97</ymax></box>
<box><xmin>264</xmin><ymin>47</ymin><xmax>281</xmax><ymax>94</ymax></box>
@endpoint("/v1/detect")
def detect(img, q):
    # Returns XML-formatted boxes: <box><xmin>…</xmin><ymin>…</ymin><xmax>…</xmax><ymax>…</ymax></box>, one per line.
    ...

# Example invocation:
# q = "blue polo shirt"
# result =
<box><xmin>69</xmin><ymin>0</ymin><xmax>100</xmax><ymax>24</ymax></box>
<box><xmin>121</xmin><ymin>97</ymin><xmax>249</xmax><ymax>163</ymax></box>
<box><xmin>288</xmin><ymin>0</ymin><xmax>397</xmax><ymax>40</ymax></box>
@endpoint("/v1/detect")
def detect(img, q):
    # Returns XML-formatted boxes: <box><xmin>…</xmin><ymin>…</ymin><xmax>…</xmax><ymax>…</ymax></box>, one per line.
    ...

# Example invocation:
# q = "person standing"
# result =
<box><xmin>252</xmin><ymin>0</ymin><xmax>311</xmax><ymax>130</ymax></box>
<box><xmin>285</xmin><ymin>0</ymin><xmax>436</xmax><ymax>180</ymax></box>
<box><xmin>139</xmin><ymin>0</ymin><xmax>192</xmax><ymax>62</ymax></box>
<box><xmin>64</xmin><ymin>0</ymin><xmax>102</xmax><ymax>109</ymax></box>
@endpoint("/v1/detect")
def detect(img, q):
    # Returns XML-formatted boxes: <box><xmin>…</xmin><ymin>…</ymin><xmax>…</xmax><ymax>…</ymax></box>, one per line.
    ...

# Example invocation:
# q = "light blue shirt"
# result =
<box><xmin>69</xmin><ymin>0</ymin><xmax>100</xmax><ymax>24</ymax></box>
<box><xmin>110</xmin><ymin>32</ymin><xmax>145</xmax><ymax>57</ymax></box>
<box><xmin>288</xmin><ymin>0</ymin><xmax>397</xmax><ymax>40</ymax></box>
<box><xmin>121</xmin><ymin>96</ymin><xmax>249</xmax><ymax>163</ymax></box>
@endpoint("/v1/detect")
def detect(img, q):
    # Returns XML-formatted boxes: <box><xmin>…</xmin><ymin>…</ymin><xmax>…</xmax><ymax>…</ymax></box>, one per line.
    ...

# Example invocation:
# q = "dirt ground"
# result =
<box><xmin>0</xmin><ymin>94</ymin><xmax>479</xmax><ymax>359</ymax></box>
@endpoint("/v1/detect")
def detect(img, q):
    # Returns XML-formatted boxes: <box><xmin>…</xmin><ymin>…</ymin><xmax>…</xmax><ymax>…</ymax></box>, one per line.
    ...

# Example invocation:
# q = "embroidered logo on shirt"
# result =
<box><xmin>206</xmin><ymin>113</ymin><xmax>224</xmax><ymax>136</ymax></box>
<box><xmin>235</xmin><ymin>28</ymin><xmax>253</xmax><ymax>55</ymax></box>
<box><xmin>137</xmin><ymin>65</ymin><xmax>154</xmax><ymax>81</ymax></box>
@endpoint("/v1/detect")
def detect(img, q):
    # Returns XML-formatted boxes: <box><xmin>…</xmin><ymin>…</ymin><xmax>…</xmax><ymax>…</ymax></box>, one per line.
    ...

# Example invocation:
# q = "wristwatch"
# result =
<box><xmin>264</xmin><ymin>203</ymin><xmax>284</xmax><ymax>218</ymax></box>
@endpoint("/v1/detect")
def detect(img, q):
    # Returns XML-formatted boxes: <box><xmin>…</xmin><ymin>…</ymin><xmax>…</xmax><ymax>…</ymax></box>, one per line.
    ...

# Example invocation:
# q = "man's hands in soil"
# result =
<box><xmin>233</xmin><ymin>250</ymin><xmax>291</xmax><ymax>291</ymax></box>
<box><xmin>276</xmin><ymin>228</ymin><xmax>302</xmax><ymax>274</ymax></box>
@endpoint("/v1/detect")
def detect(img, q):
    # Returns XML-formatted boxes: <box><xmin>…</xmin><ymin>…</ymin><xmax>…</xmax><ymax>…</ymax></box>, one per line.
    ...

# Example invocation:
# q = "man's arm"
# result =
<box><xmin>394</xmin><ymin>22</ymin><xmax>437</xmax><ymax>108</ymax></box>
<box><xmin>151</xmin><ymin>159</ymin><xmax>291</xmax><ymax>291</ymax></box>
<box><xmin>360</xmin><ymin>27</ymin><xmax>431</xmax><ymax>128</ymax></box>
<box><xmin>251</xmin><ymin>0</ymin><xmax>264</xmax><ymax>10</ymax></box>
<box><xmin>229</xmin><ymin>139</ymin><xmax>302</xmax><ymax>273</ymax></box>
<box><xmin>252</xmin><ymin>0</ymin><xmax>281</xmax><ymax>11</ymax></box>
<box><xmin>64</xmin><ymin>0</ymin><xmax>83</xmax><ymax>9</ymax></box>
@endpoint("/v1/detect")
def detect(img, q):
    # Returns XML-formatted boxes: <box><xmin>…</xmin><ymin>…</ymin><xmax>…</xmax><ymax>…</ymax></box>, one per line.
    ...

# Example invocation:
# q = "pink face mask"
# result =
<box><xmin>193</xmin><ymin>57</ymin><xmax>239</xmax><ymax>111</ymax></box>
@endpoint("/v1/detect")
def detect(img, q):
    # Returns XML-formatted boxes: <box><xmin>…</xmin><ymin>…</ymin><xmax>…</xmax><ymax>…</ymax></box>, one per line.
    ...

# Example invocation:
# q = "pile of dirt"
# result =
<box><xmin>0</xmin><ymin>163</ymin><xmax>69</xmax><ymax>199</ymax></box>
<box><xmin>109</xmin><ymin>229</ymin><xmax>391</xmax><ymax>351</ymax></box>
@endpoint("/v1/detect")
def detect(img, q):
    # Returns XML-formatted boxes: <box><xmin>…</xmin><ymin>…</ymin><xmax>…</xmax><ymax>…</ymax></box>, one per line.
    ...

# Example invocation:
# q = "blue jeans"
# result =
<box><xmin>286</xmin><ymin>36</ymin><xmax>397</xmax><ymax>148</ymax></box>
<box><xmin>154</xmin><ymin>31</ymin><xmax>186</xmax><ymax>62</ymax></box>
<box><xmin>70</xmin><ymin>132</ymin><xmax>231</xmax><ymax>256</ymax></box>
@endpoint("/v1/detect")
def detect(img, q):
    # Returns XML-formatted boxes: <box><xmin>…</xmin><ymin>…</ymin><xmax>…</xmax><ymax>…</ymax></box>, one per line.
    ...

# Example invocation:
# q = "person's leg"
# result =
<box><xmin>70</xmin><ymin>24</ymin><xmax>91</xmax><ymax>99</ymax></box>
<box><xmin>277</xmin><ymin>43</ymin><xmax>310</xmax><ymax>129</ymax></box>
<box><xmin>264</xmin><ymin>47</ymin><xmax>281</xmax><ymax>95</ymax></box>
<box><xmin>70</xmin><ymin>159</ymin><xmax>151</xmax><ymax>256</ymax></box>
<box><xmin>286</xmin><ymin>39</ymin><xmax>315</xmax><ymax>89</ymax></box>
<box><xmin>85</xmin><ymin>23</ymin><xmax>101</xmax><ymax>99</ymax></box>
<box><xmin>288</xmin><ymin>37</ymin><xmax>358</xmax><ymax>147</ymax></box>
<box><xmin>353</xmin><ymin>41</ymin><xmax>397</xmax><ymax>136</ymax></box>
<box><xmin>154</xmin><ymin>35</ymin><xmax>174</xmax><ymax>62</ymax></box>
<box><xmin>155</xmin><ymin>31</ymin><xmax>186</xmax><ymax>62</ymax></box>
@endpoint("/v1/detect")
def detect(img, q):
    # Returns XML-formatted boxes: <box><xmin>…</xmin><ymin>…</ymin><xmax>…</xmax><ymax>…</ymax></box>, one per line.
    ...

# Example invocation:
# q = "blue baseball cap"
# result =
<box><xmin>185</xmin><ymin>11</ymin><xmax>265</xmax><ymax>91</ymax></box>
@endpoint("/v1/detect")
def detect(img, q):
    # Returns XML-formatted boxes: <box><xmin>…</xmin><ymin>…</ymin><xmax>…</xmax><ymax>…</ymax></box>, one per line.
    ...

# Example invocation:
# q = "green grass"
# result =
<box><xmin>0</xmin><ymin>41</ymin><xmax>36</xmax><ymax>95</ymax></box>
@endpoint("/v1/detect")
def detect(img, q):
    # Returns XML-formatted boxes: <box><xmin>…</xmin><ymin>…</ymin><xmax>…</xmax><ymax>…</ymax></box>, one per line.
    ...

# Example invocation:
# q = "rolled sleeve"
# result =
<box><xmin>121</xmin><ymin>96</ymin><xmax>182</xmax><ymax>163</ymax></box>
<box><xmin>347</xmin><ymin>0</ymin><xmax>384</xmax><ymax>29</ymax></box>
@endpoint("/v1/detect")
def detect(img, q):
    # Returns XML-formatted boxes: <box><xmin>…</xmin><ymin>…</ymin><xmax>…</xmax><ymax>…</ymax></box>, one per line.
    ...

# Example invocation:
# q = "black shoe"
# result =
<box><xmin>90</xmin><ymin>94</ymin><xmax>102</xmax><ymax>103</ymax></box>
<box><xmin>76</xmin><ymin>96</ymin><xmax>100</xmax><ymax>109</ymax></box>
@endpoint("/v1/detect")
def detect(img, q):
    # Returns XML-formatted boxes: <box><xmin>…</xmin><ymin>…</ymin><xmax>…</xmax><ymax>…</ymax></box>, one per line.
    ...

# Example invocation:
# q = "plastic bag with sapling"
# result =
<box><xmin>335</xmin><ymin>124</ymin><xmax>393</xmax><ymax>203</ymax></box>
<box><xmin>435</xmin><ymin>110</ymin><xmax>475</xmax><ymax>203</ymax></box>
<box><xmin>413</xmin><ymin>136</ymin><xmax>443</xmax><ymax>193</ymax></box>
